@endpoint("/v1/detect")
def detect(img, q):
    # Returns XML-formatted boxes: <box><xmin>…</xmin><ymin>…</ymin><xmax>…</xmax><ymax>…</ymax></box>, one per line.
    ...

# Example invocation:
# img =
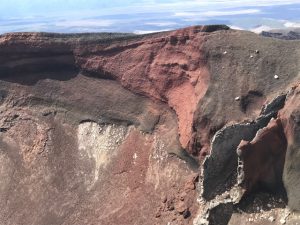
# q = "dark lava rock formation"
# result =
<box><xmin>0</xmin><ymin>25</ymin><xmax>300</xmax><ymax>225</ymax></box>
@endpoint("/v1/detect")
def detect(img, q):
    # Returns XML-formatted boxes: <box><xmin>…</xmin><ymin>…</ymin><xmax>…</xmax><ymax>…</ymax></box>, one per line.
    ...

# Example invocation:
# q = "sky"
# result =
<box><xmin>0</xmin><ymin>0</ymin><xmax>299</xmax><ymax>34</ymax></box>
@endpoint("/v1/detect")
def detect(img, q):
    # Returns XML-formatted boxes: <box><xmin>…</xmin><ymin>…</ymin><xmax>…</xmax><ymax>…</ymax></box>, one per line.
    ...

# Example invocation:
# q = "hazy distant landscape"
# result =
<box><xmin>0</xmin><ymin>0</ymin><xmax>299</xmax><ymax>34</ymax></box>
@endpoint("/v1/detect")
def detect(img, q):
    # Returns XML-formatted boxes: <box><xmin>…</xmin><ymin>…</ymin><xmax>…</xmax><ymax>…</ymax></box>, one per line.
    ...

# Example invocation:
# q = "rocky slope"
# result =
<box><xmin>0</xmin><ymin>25</ymin><xmax>299</xmax><ymax>225</ymax></box>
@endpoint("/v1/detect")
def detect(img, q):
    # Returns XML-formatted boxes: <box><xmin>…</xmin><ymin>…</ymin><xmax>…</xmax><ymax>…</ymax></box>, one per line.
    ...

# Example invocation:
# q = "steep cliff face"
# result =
<box><xmin>280</xmin><ymin>84</ymin><xmax>300</xmax><ymax>211</ymax></box>
<box><xmin>0</xmin><ymin>26</ymin><xmax>299</xmax><ymax>225</ymax></box>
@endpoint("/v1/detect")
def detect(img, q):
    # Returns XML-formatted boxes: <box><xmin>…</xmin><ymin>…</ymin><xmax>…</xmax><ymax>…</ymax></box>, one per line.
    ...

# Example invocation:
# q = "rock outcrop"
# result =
<box><xmin>237</xmin><ymin>118</ymin><xmax>287</xmax><ymax>194</ymax></box>
<box><xmin>280</xmin><ymin>84</ymin><xmax>300</xmax><ymax>211</ymax></box>
<box><xmin>0</xmin><ymin>25</ymin><xmax>299</xmax><ymax>225</ymax></box>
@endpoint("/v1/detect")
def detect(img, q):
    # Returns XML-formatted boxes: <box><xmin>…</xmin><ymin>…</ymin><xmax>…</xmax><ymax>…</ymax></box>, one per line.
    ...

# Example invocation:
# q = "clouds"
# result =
<box><xmin>250</xmin><ymin>20</ymin><xmax>300</xmax><ymax>34</ymax></box>
<box><xmin>0</xmin><ymin>0</ymin><xmax>299</xmax><ymax>34</ymax></box>
<box><xmin>284</xmin><ymin>21</ymin><xmax>300</xmax><ymax>28</ymax></box>
<box><xmin>0</xmin><ymin>18</ymin><xmax>117</xmax><ymax>33</ymax></box>
<box><xmin>145</xmin><ymin>22</ymin><xmax>178</xmax><ymax>27</ymax></box>
<box><xmin>1</xmin><ymin>0</ymin><xmax>298</xmax><ymax>18</ymax></box>
<box><xmin>186</xmin><ymin>0</ymin><xmax>300</xmax><ymax>7</ymax></box>
<box><xmin>55</xmin><ymin>19</ymin><xmax>115</xmax><ymax>28</ymax></box>
<box><xmin>134</xmin><ymin>29</ymin><xmax>170</xmax><ymax>34</ymax></box>
<box><xmin>174</xmin><ymin>9</ymin><xmax>260</xmax><ymax>21</ymax></box>
<box><xmin>250</xmin><ymin>25</ymin><xmax>273</xmax><ymax>33</ymax></box>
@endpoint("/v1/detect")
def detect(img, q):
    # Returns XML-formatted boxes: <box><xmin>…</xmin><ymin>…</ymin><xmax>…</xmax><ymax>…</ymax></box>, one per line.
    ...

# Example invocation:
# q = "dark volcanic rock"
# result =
<box><xmin>202</xmin><ymin>95</ymin><xmax>287</xmax><ymax>201</ymax></box>
<box><xmin>208</xmin><ymin>203</ymin><xmax>233</xmax><ymax>225</ymax></box>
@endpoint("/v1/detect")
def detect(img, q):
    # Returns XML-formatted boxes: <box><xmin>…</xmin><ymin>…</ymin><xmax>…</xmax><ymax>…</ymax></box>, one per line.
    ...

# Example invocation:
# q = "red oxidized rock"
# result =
<box><xmin>237</xmin><ymin>118</ymin><xmax>287</xmax><ymax>193</ymax></box>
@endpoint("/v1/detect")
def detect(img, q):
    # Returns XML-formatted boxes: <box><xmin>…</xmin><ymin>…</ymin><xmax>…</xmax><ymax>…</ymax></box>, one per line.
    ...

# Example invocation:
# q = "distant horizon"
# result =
<box><xmin>0</xmin><ymin>0</ymin><xmax>299</xmax><ymax>34</ymax></box>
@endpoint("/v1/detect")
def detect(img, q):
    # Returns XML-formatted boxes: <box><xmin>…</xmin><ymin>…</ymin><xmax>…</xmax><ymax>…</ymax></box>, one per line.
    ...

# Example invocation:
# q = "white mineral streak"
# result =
<box><xmin>78</xmin><ymin>122</ymin><xmax>127</xmax><ymax>187</ymax></box>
